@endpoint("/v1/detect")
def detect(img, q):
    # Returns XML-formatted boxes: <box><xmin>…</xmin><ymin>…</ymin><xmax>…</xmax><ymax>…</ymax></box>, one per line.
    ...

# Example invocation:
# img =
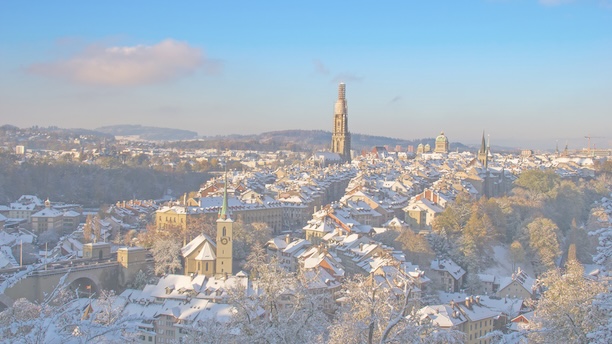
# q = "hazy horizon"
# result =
<box><xmin>1</xmin><ymin>1</ymin><xmax>611</xmax><ymax>151</ymax></box>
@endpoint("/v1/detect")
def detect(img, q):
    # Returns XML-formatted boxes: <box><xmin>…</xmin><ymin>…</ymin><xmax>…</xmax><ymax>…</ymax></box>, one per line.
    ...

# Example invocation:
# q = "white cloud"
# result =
<box><xmin>28</xmin><ymin>39</ymin><xmax>216</xmax><ymax>86</ymax></box>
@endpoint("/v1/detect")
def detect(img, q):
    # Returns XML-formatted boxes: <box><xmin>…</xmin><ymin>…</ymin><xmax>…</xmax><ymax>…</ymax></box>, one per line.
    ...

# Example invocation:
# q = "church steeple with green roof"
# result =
<box><xmin>216</xmin><ymin>164</ymin><xmax>233</xmax><ymax>277</ymax></box>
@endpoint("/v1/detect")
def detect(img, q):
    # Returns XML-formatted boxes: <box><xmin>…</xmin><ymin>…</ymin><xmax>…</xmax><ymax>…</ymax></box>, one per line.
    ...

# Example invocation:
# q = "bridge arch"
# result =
<box><xmin>68</xmin><ymin>277</ymin><xmax>99</xmax><ymax>298</ymax></box>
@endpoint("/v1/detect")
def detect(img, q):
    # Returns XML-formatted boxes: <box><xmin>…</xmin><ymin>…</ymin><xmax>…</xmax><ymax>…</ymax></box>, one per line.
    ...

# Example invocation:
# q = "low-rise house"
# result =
<box><xmin>8</xmin><ymin>195</ymin><xmax>44</xmax><ymax>223</ymax></box>
<box><xmin>30</xmin><ymin>205</ymin><xmax>63</xmax><ymax>234</ymax></box>
<box><xmin>437</xmin><ymin>292</ymin><xmax>524</xmax><ymax>333</ymax></box>
<box><xmin>496</xmin><ymin>267</ymin><xmax>536</xmax><ymax>300</ymax></box>
<box><xmin>373</xmin><ymin>262</ymin><xmax>430</xmax><ymax>310</ymax></box>
<box><xmin>281</xmin><ymin>238</ymin><xmax>311</xmax><ymax>272</ymax></box>
<box><xmin>62</xmin><ymin>210</ymin><xmax>81</xmax><ymax>233</ymax></box>
<box><xmin>477</xmin><ymin>273</ymin><xmax>499</xmax><ymax>295</ymax></box>
<box><xmin>417</xmin><ymin>296</ymin><xmax>499</xmax><ymax>344</ymax></box>
<box><xmin>403</xmin><ymin>198</ymin><xmax>444</xmax><ymax>232</ymax></box>
<box><xmin>120</xmin><ymin>272</ymin><xmax>249</xmax><ymax>344</ymax></box>
<box><xmin>429</xmin><ymin>258</ymin><xmax>466</xmax><ymax>292</ymax></box>
<box><xmin>509</xmin><ymin>311</ymin><xmax>534</xmax><ymax>333</ymax></box>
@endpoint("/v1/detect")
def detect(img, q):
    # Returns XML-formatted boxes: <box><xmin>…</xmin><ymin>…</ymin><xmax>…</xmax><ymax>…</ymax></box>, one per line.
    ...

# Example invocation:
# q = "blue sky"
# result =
<box><xmin>1</xmin><ymin>1</ymin><xmax>611</xmax><ymax>149</ymax></box>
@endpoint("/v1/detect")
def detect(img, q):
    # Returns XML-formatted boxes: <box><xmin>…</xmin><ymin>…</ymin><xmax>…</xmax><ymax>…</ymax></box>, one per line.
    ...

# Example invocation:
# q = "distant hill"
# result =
<box><xmin>257</xmin><ymin>130</ymin><xmax>473</xmax><ymax>152</ymax></box>
<box><xmin>1</xmin><ymin>124</ymin><xmax>483</xmax><ymax>152</ymax></box>
<box><xmin>163</xmin><ymin>129</ymin><xmax>472</xmax><ymax>152</ymax></box>
<box><xmin>96</xmin><ymin>125</ymin><xmax>198</xmax><ymax>141</ymax></box>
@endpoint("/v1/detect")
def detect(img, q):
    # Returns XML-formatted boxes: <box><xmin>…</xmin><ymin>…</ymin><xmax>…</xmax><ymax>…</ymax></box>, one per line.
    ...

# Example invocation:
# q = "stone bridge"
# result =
<box><xmin>0</xmin><ymin>249</ymin><xmax>151</xmax><ymax>309</ymax></box>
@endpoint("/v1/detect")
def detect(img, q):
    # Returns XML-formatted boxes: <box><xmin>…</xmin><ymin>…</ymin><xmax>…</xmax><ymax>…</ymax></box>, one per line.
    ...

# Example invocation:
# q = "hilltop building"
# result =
<box><xmin>331</xmin><ymin>83</ymin><xmax>351</xmax><ymax>163</ymax></box>
<box><xmin>434</xmin><ymin>132</ymin><xmax>449</xmax><ymax>154</ymax></box>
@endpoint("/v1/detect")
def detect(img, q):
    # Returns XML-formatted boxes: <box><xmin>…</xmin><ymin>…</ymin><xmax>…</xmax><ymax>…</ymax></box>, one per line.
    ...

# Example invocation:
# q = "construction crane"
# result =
<box><xmin>585</xmin><ymin>135</ymin><xmax>605</xmax><ymax>155</ymax></box>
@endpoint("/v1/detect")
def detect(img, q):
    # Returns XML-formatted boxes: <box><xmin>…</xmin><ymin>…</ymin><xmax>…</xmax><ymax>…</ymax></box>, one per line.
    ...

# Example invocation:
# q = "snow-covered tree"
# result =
<box><xmin>151</xmin><ymin>239</ymin><xmax>182</xmax><ymax>275</ymax></box>
<box><xmin>0</xmin><ymin>276</ymin><xmax>141</xmax><ymax>344</ymax></box>
<box><xmin>129</xmin><ymin>269</ymin><xmax>155</xmax><ymax>290</ymax></box>
<box><xmin>94</xmin><ymin>290</ymin><xmax>121</xmax><ymax>326</ymax></box>
<box><xmin>232</xmin><ymin>221</ymin><xmax>273</xmax><ymax>269</ymax></box>
<box><xmin>527</xmin><ymin>260</ymin><xmax>606</xmax><ymax>344</ymax></box>
<box><xmin>176</xmin><ymin>318</ymin><xmax>231</xmax><ymax>344</ymax></box>
<box><xmin>224</xmin><ymin>247</ymin><xmax>329</xmax><ymax>343</ymax></box>
<box><xmin>328</xmin><ymin>273</ymin><xmax>462</xmax><ymax>344</ymax></box>
<box><xmin>587</xmin><ymin>225</ymin><xmax>612</xmax><ymax>343</ymax></box>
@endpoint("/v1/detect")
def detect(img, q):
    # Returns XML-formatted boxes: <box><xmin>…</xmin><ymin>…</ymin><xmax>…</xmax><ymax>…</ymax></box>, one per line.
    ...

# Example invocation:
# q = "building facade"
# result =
<box><xmin>434</xmin><ymin>132</ymin><xmax>449</xmax><ymax>153</ymax></box>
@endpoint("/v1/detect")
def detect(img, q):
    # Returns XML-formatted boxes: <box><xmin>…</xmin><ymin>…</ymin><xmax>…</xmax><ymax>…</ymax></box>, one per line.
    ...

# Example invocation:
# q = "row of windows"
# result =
<box><xmin>469</xmin><ymin>319</ymin><xmax>491</xmax><ymax>331</ymax></box>
<box><xmin>196</xmin><ymin>262</ymin><xmax>210</xmax><ymax>271</ymax></box>
<box><xmin>159</xmin><ymin>216</ymin><xmax>184</xmax><ymax>223</ymax></box>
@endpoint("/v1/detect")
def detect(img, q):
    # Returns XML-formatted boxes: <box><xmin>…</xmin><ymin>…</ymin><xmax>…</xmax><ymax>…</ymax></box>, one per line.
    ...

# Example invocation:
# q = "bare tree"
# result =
<box><xmin>83</xmin><ymin>214</ymin><xmax>93</xmax><ymax>244</ymax></box>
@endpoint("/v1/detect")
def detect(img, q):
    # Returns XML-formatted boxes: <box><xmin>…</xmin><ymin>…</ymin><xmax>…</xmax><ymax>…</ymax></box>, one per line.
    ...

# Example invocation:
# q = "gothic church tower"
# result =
<box><xmin>331</xmin><ymin>83</ymin><xmax>351</xmax><ymax>163</ymax></box>
<box><xmin>478</xmin><ymin>131</ymin><xmax>489</xmax><ymax>169</ymax></box>
<box><xmin>215</xmin><ymin>171</ymin><xmax>233</xmax><ymax>277</ymax></box>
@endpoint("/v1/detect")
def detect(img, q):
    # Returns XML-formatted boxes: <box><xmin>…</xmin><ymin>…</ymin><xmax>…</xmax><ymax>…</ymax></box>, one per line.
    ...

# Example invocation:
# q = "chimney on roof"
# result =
<box><xmin>465</xmin><ymin>296</ymin><xmax>471</xmax><ymax>309</ymax></box>
<box><xmin>285</xmin><ymin>234</ymin><xmax>291</xmax><ymax>244</ymax></box>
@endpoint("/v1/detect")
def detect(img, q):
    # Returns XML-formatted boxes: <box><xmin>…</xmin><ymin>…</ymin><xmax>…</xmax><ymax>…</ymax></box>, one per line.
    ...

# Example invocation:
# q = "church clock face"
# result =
<box><xmin>220</xmin><ymin>237</ymin><xmax>229</xmax><ymax>245</ymax></box>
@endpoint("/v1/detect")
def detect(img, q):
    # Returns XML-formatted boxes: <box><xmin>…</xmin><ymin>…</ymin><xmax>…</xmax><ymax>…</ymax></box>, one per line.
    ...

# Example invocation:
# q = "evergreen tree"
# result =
<box><xmin>525</xmin><ymin>217</ymin><xmax>562</xmax><ymax>275</ymax></box>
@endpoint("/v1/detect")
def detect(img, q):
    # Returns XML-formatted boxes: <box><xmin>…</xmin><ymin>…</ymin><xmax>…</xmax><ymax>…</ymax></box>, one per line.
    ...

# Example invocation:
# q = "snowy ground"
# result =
<box><xmin>484</xmin><ymin>244</ymin><xmax>536</xmax><ymax>278</ymax></box>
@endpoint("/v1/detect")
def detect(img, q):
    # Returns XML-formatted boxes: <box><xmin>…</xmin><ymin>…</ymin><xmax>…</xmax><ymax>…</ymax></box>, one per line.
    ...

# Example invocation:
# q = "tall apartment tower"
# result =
<box><xmin>331</xmin><ymin>83</ymin><xmax>351</xmax><ymax>163</ymax></box>
<box><xmin>215</xmin><ymin>171</ymin><xmax>233</xmax><ymax>277</ymax></box>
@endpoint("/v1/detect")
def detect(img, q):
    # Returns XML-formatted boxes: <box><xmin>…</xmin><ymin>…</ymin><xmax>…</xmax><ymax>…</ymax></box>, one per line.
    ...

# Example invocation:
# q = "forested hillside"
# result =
<box><xmin>0</xmin><ymin>154</ymin><xmax>210</xmax><ymax>206</ymax></box>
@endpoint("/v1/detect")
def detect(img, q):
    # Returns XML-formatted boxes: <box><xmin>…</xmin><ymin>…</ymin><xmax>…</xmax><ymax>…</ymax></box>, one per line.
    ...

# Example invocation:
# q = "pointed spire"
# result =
<box><xmin>218</xmin><ymin>162</ymin><xmax>230</xmax><ymax>220</ymax></box>
<box><xmin>480</xmin><ymin>131</ymin><xmax>486</xmax><ymax>154</ymax></box>
<box><xmin>478</xmin><ymin>130</ymin><xmax>488</xmax><ymax>169</ymax></box>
